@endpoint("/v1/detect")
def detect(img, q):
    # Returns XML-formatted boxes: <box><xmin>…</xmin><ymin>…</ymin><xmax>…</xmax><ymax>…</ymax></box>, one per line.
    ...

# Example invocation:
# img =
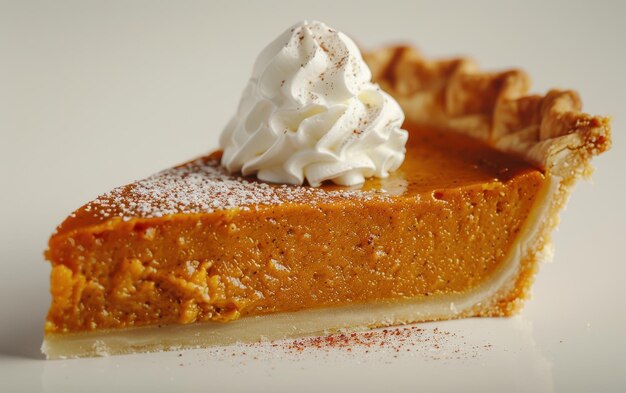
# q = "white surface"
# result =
<box><xmin>1</xmin><ymin>1</ymin><xmax>624</xmax><ymax>392</ymax></box>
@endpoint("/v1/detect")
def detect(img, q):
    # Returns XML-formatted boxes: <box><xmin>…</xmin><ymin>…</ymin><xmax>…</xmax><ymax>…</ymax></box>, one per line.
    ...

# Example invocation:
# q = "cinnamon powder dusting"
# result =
<box><xmin>273</xmin><ymin>327</ymin><xmax>491</xmax><ymax>360</ymax></box>
<box><xmin>180</xmin><ymin>326</ymin><xmax>493</xmax><ymax>365</ymax></box>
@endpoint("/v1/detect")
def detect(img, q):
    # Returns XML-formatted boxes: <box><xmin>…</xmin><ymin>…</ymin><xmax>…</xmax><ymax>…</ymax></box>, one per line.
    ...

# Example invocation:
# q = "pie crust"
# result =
<box><xmin>363</xmin><ymin>46</ymin><xmax>611</xmax><ymax>176</ymax></box>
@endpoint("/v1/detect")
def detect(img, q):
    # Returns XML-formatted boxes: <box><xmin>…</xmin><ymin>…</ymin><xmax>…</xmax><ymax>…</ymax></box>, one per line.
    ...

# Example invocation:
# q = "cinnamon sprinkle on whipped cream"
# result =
<box><xmin>219</xmin><ymin>20</ymin><xmax>408</xmax><ymax>187</ymax></box>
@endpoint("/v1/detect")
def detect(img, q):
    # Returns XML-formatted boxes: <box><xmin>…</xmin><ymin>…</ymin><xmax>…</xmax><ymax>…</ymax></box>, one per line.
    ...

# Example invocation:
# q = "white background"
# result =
<box><xmin>1</xmin><ymin>1</ymin><xmax>625</xmax><ymax>392</ymax></box>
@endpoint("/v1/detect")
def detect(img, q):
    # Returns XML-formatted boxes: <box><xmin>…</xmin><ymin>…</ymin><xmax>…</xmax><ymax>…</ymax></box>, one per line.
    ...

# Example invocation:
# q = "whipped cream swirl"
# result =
<box><xmin>219</xmin><ymin>21</ymin><xmax>408</xmax><ymax>187</ymax></box>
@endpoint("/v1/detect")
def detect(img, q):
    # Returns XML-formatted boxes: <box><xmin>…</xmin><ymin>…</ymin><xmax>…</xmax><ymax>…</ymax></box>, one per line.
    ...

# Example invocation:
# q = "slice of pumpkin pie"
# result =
<box><xmin>42</xmin><ymin>21</ymin><xmax>611</xmax><ymax>359</ymax></box>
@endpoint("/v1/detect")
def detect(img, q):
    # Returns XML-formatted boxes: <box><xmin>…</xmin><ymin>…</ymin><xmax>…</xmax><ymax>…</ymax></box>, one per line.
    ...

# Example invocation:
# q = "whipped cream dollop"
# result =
<box><xmin>219</xmin><ymin>21</ymin><xmax>408</xmax><ymax>187</ymax></box>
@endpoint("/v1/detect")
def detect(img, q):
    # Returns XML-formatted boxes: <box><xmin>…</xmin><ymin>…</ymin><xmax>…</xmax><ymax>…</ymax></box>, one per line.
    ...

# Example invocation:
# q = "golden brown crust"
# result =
<box><xmin>364</xmin><ymin>46</ymin><xmax>612</xmax><ymax>178</ymax></box>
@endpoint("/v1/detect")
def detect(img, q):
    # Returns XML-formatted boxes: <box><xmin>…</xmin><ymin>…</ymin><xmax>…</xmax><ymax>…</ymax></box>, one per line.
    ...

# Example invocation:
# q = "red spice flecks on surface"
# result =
<box><xmin>285</xmin><ymin>328</ymin><xmax>424</xmax><ymax>353</ymax></box>
<box><xmin>277</xmin><ymin>326</ymin><xmax>485</xmax><ymax>360</ymax></box>
<box><xmin>192</xmin><ymin>326</ymin><xmax>493</xmax><ymax>364</ymax></box>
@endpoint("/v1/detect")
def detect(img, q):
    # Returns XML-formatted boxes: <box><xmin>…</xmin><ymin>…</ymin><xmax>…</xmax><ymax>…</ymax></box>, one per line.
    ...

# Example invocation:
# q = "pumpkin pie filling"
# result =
<box><xmin>45</xmin><ymin>124</ymin><xmax>544</xmax><ymax>337</ymax></box>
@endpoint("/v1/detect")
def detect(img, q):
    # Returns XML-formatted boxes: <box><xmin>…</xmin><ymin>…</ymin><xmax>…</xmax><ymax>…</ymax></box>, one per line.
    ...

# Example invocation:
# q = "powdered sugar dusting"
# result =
<box><xmin>85</xmin><ymin>157</ymin><xmax>390</xmax><ymax>221</ymax></box>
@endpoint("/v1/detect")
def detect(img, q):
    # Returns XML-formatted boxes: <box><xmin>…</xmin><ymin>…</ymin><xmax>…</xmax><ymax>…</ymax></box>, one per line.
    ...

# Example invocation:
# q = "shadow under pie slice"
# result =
<box><xmin>42</xmin><ymin>45</ymin><xmax>611</xmax><ymax>359</ymax></box>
